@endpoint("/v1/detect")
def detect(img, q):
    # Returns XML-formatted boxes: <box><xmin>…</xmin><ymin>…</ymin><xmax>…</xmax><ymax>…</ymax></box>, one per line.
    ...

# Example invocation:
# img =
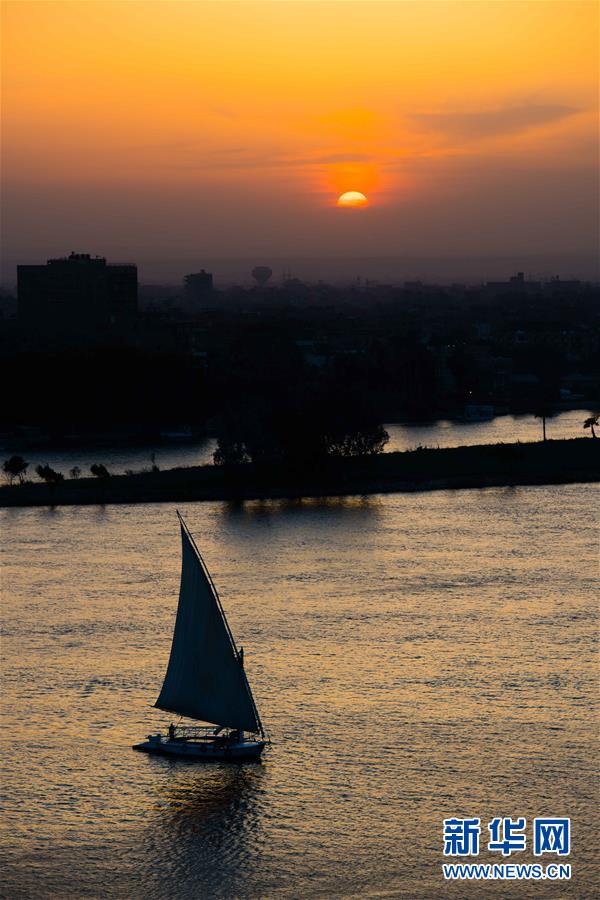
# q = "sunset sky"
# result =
<box><xmin>2</xmin><ymin>0</ymin><xmax>598</xmax><ymax>281</ymax></box>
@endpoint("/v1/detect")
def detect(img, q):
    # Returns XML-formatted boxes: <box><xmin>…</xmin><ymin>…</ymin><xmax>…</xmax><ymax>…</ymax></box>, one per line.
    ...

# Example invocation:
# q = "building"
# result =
<box><xmin>484</xmin><ymin>271</ymin><xmax>541</xmax><ymax>294</ymax></box>
<box><xmin>183</xmin><ymin>269</ymin><xmax>213</xmax><ymax>309</ymax></box>
<box><xmin>17</xmin><ymin>252</ymin><xmax>137</xmax><ymax>338</ymax></box>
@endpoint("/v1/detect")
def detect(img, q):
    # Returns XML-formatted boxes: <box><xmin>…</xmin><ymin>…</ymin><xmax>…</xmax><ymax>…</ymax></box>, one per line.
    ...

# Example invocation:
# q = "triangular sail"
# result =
<box><xmin>154</xmin><ymin>517</ymin><xmax>261</xmax><ymax>734</ymax></box>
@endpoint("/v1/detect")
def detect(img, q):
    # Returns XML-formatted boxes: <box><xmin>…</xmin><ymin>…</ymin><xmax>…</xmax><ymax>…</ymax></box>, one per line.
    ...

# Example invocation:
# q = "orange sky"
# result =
<box><xmin>2</xmin><ymin>0</ymin><xmax>598</xmax><ymax>278</ymax></box>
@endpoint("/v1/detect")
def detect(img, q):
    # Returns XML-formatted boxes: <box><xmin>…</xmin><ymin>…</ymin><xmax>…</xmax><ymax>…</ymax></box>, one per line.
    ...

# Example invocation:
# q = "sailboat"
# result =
<box><xmin>133</xmin><ymin>511</ymin><xmax>267</xmax><ymax>761</ymax></box>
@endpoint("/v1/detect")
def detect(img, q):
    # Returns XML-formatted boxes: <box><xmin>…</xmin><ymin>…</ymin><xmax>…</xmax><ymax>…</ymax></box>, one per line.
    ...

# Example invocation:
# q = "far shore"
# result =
<box><xmin>1</xmin><ymin>438</ymin><xmax>597</xmax><ymax>508</ymax></box>
<box><xmin>0</xmin><ymin>401</ymin><xmax>593</xmax><ymax>453</ymax></box>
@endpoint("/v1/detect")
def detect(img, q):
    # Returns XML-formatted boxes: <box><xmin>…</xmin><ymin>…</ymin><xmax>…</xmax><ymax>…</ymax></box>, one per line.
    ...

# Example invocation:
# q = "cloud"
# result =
<box><xmin>161</xmin><ymin>150</ymin><xmax>373</xmax><ymax>171</ymax></box>
<box><xmin>303</xmin><ymin>152</ymin><xmax>372</xmax><ymax>165</ymax></box>
<box><xmin>411</xmin><ymin>104</ymin><xmax>579</xmax><ymax>139</ymax></box>
<box><xmin>133</xmin><ymin>141</ymin><xmax>249</xmax><ymax>154</ymax></box>
<box><xmin>218</xmin><ymin>151</ymin><xmax>373</xmax><ymax>169</ymax></box>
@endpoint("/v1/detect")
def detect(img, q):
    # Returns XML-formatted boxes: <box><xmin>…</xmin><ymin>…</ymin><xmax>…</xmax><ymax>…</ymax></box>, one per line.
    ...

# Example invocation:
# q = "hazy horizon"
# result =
<box><xmin>2</xmin><ymin>252</ymin><xmax>598</xmax><ymax>290</ymax></box>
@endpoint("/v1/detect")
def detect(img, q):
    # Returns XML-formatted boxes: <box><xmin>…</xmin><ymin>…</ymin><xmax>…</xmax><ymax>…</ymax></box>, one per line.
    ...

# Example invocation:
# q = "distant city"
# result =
<box><xmin>2</xmin><ymin>251</ymin><xmax>598</xmax><ymax>290</ymax></box>
<box><xmin>0</xmin><ymin>251</ymin><xmax>598</xmax><ymax>447</ymax></box>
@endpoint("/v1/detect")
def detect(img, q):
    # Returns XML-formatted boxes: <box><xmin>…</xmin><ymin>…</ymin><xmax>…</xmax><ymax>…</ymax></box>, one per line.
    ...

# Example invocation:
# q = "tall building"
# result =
<box><xmin>17</xmin><ymin>252</ymin><xmax>137</xmax><ymax>338</ymax></box>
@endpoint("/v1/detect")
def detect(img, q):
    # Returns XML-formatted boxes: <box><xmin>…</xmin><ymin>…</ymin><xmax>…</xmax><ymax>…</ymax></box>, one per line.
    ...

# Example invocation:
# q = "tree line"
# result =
<box><xmin>2</xmin><ymin>414</ymin><xmax>597</xmax><ymax>487</ymax></box>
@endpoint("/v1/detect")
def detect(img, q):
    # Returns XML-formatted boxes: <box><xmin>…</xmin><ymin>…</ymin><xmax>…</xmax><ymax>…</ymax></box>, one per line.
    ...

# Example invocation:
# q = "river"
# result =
<box><xmin>1</xmin><ymin>485</ymin><xmax>597</xmax><ymax>897</ymax></box>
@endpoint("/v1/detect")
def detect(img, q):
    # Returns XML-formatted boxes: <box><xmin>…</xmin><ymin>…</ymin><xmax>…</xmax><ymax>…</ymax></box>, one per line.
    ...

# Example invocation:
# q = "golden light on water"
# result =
<box><xmin>337</xmin><ymin>191</ymin><xmax>368</xmax><ymax>208</ymax></box>
<box><xmin>3</xmin><ymin>489</ymin><xmax>598</xmax><ymax>894</ymax></box>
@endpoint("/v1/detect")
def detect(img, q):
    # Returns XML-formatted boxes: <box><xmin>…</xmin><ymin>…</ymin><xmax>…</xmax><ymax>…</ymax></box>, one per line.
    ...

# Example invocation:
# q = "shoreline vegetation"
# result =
<box><xmin>1</xmin><ymin>438</ymin><xmax>597</xmax><ymax>508</ymax></box>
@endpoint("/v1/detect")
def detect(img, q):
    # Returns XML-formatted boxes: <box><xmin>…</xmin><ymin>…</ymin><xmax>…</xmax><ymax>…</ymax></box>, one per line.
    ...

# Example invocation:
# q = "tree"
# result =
<box><xmin>3</xmin><ymin>455</ymin><xmax>28</xmax><ymax>484</ymax></box>
<box><xmin>531</xmin><ymin>356</ymin><xmax>561</xmax><ymax>441</ymax></box>
<box><xmin>69</xmin><ymin>466</ymin><xmax>81</xmax><ymax>479</ymax></box>
<box><xmin>213</xmin><ymin>439</ymin><xmax>251</xmax><ymax>466</ymax></box>
<box><xmin>583</xmin><ymin>414</ymin><xmax>599</xmax><ymax>438</ymax></box>
<box><xmin>535</xmin><ymin>411</ymin><xmax>547</xmax><ymax>442</ymax></box>
<box><xmin>35</xmin><ymin>464</ymin><xmax>64</xmax><ymax>483</ymax></box>
<box><xmin>90</xmin><ymin>463</ymin><xmax>110</xmax><ymax>478</ymax></box>
<box><xmin>324</xmin><ymin>424</ymin><xmax>389</xmax><ymax>457</ymax></box>
<box><xmin>212</xmin><ymin>380</ymin><xmax>389</xmax><ymax>470</ymax></box>
<box><xmin>534</xmin><ymin>405</ymin><xmax>554</xmax><ymax>442</ymax></box>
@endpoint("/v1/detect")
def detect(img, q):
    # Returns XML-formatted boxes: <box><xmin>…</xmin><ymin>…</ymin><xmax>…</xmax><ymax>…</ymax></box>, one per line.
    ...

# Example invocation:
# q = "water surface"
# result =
<box><xmin>1</xmin><ymin>485</ymin><xmax>598</xmax><ymax>897</ymax></box>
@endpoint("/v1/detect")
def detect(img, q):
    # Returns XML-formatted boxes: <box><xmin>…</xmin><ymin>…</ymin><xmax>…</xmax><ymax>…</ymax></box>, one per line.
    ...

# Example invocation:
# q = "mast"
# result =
<box><xmin>175</xmin><ymin>511</ymin><xmax>265</xmax><ymax>737</ymax></box>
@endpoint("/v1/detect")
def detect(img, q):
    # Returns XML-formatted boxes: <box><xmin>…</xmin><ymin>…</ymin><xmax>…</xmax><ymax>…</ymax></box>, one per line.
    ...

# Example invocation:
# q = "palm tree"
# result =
<box><xmin>583</xmin><ymin>414</ymin><xmax>599</xmax><ymax>438</ymax></box>
<box><xmin>535</xmin><ymin>408</ymin><xmax>551</xmax><ymax>442</ymax></box>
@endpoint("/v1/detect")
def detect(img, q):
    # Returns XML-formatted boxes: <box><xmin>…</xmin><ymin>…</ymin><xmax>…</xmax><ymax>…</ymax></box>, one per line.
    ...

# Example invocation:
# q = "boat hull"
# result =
<box><xmin>132</xmin><ymin>735</ymin><xmax>266</xmax><ymax>761</ymax></box>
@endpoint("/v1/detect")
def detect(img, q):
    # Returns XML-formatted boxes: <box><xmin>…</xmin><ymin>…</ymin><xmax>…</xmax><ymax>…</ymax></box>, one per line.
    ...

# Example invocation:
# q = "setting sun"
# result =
<box><xmin>337</xmin><ymin>191</ymin><xmax>368</xmax><ymax>208</ymax></box>
<box><xmin>1</xmin><ymin>0</ymin><xmax>597</xmax><ymax>264</ymax></box>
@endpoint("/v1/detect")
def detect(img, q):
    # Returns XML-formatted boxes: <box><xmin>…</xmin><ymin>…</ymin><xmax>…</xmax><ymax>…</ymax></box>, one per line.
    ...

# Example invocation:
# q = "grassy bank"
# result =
<box><xmin>1</xmin><ymin>438</ymin><xmax>597</xmax><ymax>508</ymax></box>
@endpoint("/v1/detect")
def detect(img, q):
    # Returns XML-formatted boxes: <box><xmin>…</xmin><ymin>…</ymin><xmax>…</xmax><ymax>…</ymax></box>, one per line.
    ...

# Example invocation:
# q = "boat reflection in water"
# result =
<box><xmin>133</xmin><ymin>512</ymin><xmax>267</xmax><ymax>761</ymax></box>
<box><xmin>140</xmin><ymin>764</ymin><xmax>266</xmax><ymax>895</ymax></box>
<box><xmin>149</xmin><ymin>764</ymin><xmax>264</xmax><ymax>834</ymax></box>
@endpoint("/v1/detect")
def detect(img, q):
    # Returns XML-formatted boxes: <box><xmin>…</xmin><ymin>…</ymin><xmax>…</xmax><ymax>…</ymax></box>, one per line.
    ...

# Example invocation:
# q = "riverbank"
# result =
<box><xmin>1</xmin><ymin>438</ymin><xmax>597</xmax><ymax>507</ymax></box>
<box><xmin>0</xmin><ymin>409</ymin><xmax>595</xmax><ymax>480</ymax></box>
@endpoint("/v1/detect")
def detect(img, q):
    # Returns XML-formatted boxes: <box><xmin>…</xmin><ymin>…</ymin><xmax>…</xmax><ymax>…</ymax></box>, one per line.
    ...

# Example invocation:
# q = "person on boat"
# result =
<box><xmin>168</xmin><ymin>722</ymin><xmax>176</xmax><ymax>741</ymax></box>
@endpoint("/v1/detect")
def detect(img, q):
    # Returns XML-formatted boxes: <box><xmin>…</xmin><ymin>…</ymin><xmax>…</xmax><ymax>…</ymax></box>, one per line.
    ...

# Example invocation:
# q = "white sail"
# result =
<box><xmin>155</xmin><ymin>519</ymin><xmax>261</xmax><ymax>734</ymax></box>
